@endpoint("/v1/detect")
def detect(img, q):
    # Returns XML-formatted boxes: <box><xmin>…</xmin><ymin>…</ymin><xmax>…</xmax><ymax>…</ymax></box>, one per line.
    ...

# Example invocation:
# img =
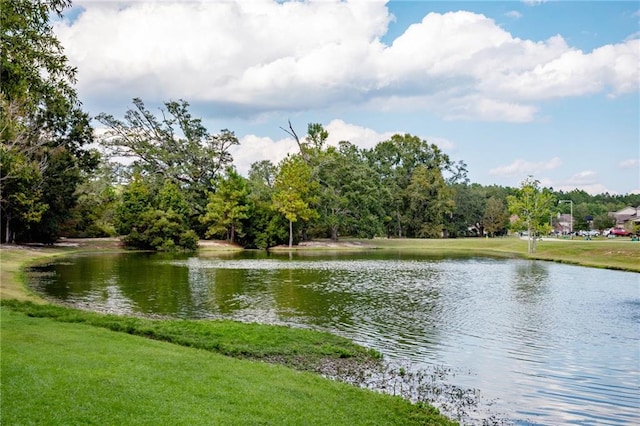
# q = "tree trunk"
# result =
<box><xmin>4</xmin><ymin>212</ymin><xmax>11</xmax><ymax>244</ymax></box>
<box><xmin>230</xmin><ymin>224</ymin><xmax>235</xmax><ymax>244</ymax></box>
<box><xmin>331</xmin><ymin>226</ymin><xmax>338</xmax><ymax>242</ymax></box>
<box><xmin>289</xmin><ymin>220</ymin><xmax>293</xmax><ymax>248</ymax></box>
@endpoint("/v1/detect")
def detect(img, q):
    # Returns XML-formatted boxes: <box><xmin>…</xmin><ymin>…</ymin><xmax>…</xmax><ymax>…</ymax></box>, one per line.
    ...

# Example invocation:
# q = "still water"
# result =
<box><xmin>28</xmin><ymin>251</ymin><xmax>640</xmax><ymax>425</ymax></box>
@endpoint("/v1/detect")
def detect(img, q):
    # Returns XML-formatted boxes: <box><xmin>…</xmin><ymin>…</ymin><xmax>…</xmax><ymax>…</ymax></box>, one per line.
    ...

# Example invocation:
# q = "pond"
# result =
<box><xmin>28</xmin><ymin>251</ymin><xmax>640</xmax><ymax>425</ymax></box>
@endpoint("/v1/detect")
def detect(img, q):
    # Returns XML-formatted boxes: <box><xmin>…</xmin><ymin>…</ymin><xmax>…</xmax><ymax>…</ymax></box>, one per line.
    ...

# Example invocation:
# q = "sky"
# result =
<box><xmin>54</xmin><ymin>0</ymin><xmax>640</xmax><ymax>195</ymax></box>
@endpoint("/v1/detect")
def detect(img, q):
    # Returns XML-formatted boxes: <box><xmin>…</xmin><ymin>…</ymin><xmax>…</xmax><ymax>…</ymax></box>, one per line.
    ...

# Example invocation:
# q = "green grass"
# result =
<box><xmin>352</xmin><ymin>237</ymin><xmax>640</xmax><ymax>272</ymax></box>
<box><xmin>2</xmin><ymin>299</ymin><xmax>380</xmax><ymax>370</ymax></box>
<box><xmin>1</xmin><ymin>307</ymin><xmax>453</xmax><ymax>425</ymax></box>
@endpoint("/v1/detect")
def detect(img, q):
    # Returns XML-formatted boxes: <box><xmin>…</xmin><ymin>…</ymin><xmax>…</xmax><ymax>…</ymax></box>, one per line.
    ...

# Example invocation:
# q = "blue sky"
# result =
<box><xmin>56</xmin><ymin>1</ymin><xmax>639</xmax><ymax>194</ymax></box>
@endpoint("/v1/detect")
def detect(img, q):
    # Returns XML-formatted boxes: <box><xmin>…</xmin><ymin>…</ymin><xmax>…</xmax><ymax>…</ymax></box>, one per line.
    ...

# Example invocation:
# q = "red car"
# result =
<box><xmin>610</xmin><ymin>228</ymin><xmax>633</xmax><ymax>237</ymax></box>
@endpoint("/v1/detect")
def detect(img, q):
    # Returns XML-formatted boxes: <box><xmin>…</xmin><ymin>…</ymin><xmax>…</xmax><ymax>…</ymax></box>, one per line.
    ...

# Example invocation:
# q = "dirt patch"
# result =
<box><xmin>197</xmin><ymin>240</ymin><xmax>243</xmax><ymax>250</ymax></box>
<box><xmin>271</xmin><ymin>240</ymin><xmax>375</xmax><ymax>250</ymax></box>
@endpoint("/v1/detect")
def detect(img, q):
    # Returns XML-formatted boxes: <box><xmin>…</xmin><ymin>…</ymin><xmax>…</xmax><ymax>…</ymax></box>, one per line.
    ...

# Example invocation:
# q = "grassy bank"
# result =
<box><xmin>350</xmin><ymin>237</ymin><xmax>640</xmax><ymax>273</ymax></box>
<box><xmin>1</xmin><ymin>307</ymin><xmax>452</xmax><ymax>425</ymax></box>
<box><xmin>0</xmin><ymin>245</ymin><xmax>455</xmax><ymax>425</ymax></box>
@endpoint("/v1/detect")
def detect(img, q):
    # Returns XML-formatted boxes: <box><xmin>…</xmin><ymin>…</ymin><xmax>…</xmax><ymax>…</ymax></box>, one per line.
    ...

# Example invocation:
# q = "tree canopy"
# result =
<box><xmin>507</xmin><ymin>177</ymin><xmax>555</xmax><ymax>253</ymax></box>
<box><xmin>1</xmin><ymin>0</ymin><xmax>96</xmax><ymax>243</ymax></box>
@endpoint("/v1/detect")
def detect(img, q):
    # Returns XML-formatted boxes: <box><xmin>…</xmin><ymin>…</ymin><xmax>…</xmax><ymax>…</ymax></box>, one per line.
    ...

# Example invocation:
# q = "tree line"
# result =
<box><xmin>2</xmin><ymin>0</ymin><xmax>639</xmax><ymax>250</ymax></box>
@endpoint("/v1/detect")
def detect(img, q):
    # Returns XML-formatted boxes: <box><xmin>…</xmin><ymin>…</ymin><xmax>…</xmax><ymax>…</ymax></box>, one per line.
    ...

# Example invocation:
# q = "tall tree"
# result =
<box><xmin>483</xmin><ymin>196</ymin><xmax>508</xmax><ymax>237</ymax></box>
<box><xmin>366</xmin><ymin>134</ymin><xmax>463</xmax><ymax>238</ymax></box>
<box><xmin>1</xmin><ymin>0</ymin><xmax>96</xmax><ymax>243</ymax></box>
<box><xmin>405</xmin><ymin>165</ymin><xmax>454</xmax><ymax>238</ymax></box>
<box><xmin>272</xmin><ymin>155</ymin><xmax>318</xmax><ymax>247</ymax></box>
<box><xmin>507</xmin><ymin>177</ymin><xmax>555</xmax><ymax>253</ymax></box>
<box><xmin>96</xmin><ymin>98</ymin><xmax>238</xmax><ymax>225</ymax></box>
<box><xmin>115</xmin><ymin>174</ymin><xmax>197</xmax><ymax>251</ymax></box>
<box><xmin>200</xmin><ymin>168</ymin><xmax>251</xmax><ymax>243</ymax></box>
<box><xmin>245</xmin><ymin>160</ymin><xmax>288</xmax><ymax>248</ymax></box>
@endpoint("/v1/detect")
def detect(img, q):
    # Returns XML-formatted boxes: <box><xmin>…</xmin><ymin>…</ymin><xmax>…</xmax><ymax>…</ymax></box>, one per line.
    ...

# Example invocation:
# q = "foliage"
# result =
<box><xmin>63</xmin><ymin>161</ymin><xmax>119</xmax><ymax>237</ymax></box>
<box><xmin>508</xmin><ymin>177</ymin><xmax>555</xmax><ymax>253</ymax></box>
<box><xmin>273</xmin><ymin>155</ymin><xmax>319</xmax><ymax>247</ymax></box>
<box><xmin>483</xmin><ymin>196</ymin><xmax>509</xmax><ymax>237</ymax></box>
<box><xmin>201</xmin><ymin>168</ymin><xmax>251</xmax><ymax>243</ymax></box>
<box><xmin>243</xmin><ymin>161</ymin><xmax>288</xmax><ymax>248</ymax></box>
<box><xmin>405</xmin><ymin>165</ymin><xmax>454</xmax><ymax>238</ymax></box>
<box><xmin>96</xmin><ymin>98</ymin><xmax>238</xmax><ymax>224</ymax></box>
<box><xmin>365</xmin><ymin>134</ymin><xmax>463</xmax><ymax>238</ymax></box>
<box><xmin>1</xmin><ymin>0</ymin><xmax>96</xmax><ymax>243</ymax></box>
<box><xmin>593</xmin><ymin>212</ymin><xmax>615</xmax><ymax>231</ymax></box>
<box><xmin>116</xmin><ymin>175</ymin><xmax>196</xmax><ymax>250</ymax></box>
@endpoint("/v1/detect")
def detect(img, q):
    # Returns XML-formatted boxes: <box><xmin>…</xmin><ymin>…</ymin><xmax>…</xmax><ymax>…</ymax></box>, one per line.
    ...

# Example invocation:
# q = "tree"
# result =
<box><xmin>64</xmin><ymin>160</ymin><xmax>119</xmax><ymax>238</ymax></box>
<box><xmin>593</xmin><ymin>213</ymin><xmax>615</xmax><ymax>231</ymax></box>
<box><xmin>507</xmin><ymin>177</ymin><xmax>555</xmax><ymax>253</ymax></box>
<box><xmin>483</xmin><ymin>196</ymin><xmax>509</xmax><ymax>237</ymax></box>
<box><xmin>366</xmin><ymin>134</ymin><xmax>462</xmax><ymax>238</ymax></box>
<box><xmin>272</xmin><ymin>155</ymin><xmax>318</xmax><ymax>247</ymax></box>
<box><xmin>1</xmin><ymin>0</ymin><xmax>96</xmax><ymax>243</ymax></box>
<box><xmin>405</xmin><ymin>165</ymin><xmax>453</xmax><ymax>238</ymax></box>
<box><xmin>96</xmin><ymin>98</ymin><xmax>238</xmax><ymax>224</ymax></box>
<box><xmin>244</xmin><ymin>160</ymin><xmax>288</xmax><ymax>249</ymax></box>
<box><xmin>115</xmin><ymin>174</ymin><xmax>197</xmax><ymax>251</ymax></box>
<box><xmin>200</xmin><ymin>168</ymin><xmax>251</xmax><ymax>243</ymax></box>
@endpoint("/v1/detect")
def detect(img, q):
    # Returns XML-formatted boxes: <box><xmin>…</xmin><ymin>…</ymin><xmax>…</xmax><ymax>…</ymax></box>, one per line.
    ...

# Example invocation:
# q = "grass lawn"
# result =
<box><xmin>1</xmin><ymin>307</ymin><xmax>452</xmax><ymax>425</ymax></box>
<box><xmin>350</xmin><ymin>237</ymin><xmax>640</xmax><ymax>272</ymax></box>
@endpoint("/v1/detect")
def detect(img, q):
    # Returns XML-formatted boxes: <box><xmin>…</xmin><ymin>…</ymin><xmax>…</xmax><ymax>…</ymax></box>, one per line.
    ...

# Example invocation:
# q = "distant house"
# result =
<box><xmin>609</xmin><ymin>206</ymin><xmax>640</xmax><ymax>229</ymax></box>
<box><xmin>554</xmin><ymin>213</ymin><xmax>573</xmax><ymax>234</ymax></box>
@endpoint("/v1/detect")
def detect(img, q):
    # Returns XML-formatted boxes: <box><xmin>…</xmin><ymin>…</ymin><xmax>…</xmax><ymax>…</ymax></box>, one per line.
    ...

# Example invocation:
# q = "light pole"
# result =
<box><xmin>559</xmin><ymin>200</ymin><xmax>573</xmax><ymax>235</ymax></box>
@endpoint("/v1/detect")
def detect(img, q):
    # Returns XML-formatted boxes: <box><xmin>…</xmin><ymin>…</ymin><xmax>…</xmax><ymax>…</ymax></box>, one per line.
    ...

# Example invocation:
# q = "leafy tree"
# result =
<box><xmin>483</xmin><ymin>196</ymin><xmax>509</xmax><ymax>237</ymax></box>
<box><xmin>96</xmin><ymin>98</ymin><xmax>238</xmax><ymax>226</ymax></box>
<box><xmin>405</xmin><ymin>165</ymin><xmax>453</xmax><ymax>238</ymax></box>
<box><xmin>64</xmin><ymin>161</ymin><xmax>119</xmax><ymax>238</ymax></box>
<box><xmin>1</xmin><ymin>0</ymin><xmax>96</xmax><ymax>243</ymax></box>
<box><xmin>201</xmin><ymin>168</ymin><xmax>251</xmax><ymax>243</ymax></box>
<box><xmin>115</xmin><ymin>174</ymin><xmax>197</xmax><ymax>250</ymax></box>
<box><xmin>244</xmin><ymin>160</ymin><xmax>288</xmax><ymax>249</ymax></box>
<box><xmin>366</xmin><ymin>134</ymin><xmax>462</xmax><ymax>238</ymax></box>
<box><xmin>507</xmin><ymin>177</ymin><xmax>555</xmax><ymax>253</ymax></box>
<box><xmin>115</xmin><ymin>172</ymin><xmax>153</xmax><ymax>238</ymax></box>
<box><xmin>273</xmin><ymin>155</ymin><xmax>318</xmax><ymax>247</ymax></box>
<box><xmin>593</xmin><ymin>213</ymin><xmax>615</xmax><ymax>231</ymax></box>
<box><xmin>0</xmin><ymin>146</ymin><xmax>47</xmax><ymax>242</ymax></box>
<box><xmin>447</xmin><ymin>183</ymin><xmax>486</xmax><ymax>237</ymax></box>
<box><xmin>329</xmin><ymin>142</ymin><xmax>384</xmax><ymax>239</ymax></box>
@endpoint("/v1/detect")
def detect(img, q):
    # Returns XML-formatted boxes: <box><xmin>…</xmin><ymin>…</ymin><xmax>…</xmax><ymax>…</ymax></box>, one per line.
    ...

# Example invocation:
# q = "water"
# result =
<box><xmin>28</xmin><ymin>251</ymin><xmax>640</xmax><ymax>425</ymax></box>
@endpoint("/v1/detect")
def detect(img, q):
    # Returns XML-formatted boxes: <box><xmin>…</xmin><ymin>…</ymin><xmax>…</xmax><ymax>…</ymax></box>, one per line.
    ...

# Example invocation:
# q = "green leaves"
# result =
<box><xmin>96</xmin><ymin>99</ymin><xmax>238</xmax><ymax>218</ymax></box>
<box><xmin>201</xmin><ymin>168</ymin><xmax>251</xmax><ymax>243</ymax></box>
<box><xmin>507</xmin><ymin>176</ymin><xmax>555</xmax><ymax>253</ymax></box>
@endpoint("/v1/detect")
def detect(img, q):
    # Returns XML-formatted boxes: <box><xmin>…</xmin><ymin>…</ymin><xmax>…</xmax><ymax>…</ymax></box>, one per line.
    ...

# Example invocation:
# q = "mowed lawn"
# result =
<box><xmin>357</xmin><ymin>237</ymin><xmax>640</xmax><ymax>272</ymax></box>
<box><xmin>1</xmin><ymin>303</ymin><xmax>453</xmax><ymax>425</ymax></box>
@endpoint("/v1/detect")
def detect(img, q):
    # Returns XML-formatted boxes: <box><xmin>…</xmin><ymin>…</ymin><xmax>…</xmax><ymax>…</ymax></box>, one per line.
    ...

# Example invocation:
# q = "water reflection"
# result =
<box><xmin>28</xmin><ymin>252</ymin><xmax>640</xmax><ymax>425</ymax></box>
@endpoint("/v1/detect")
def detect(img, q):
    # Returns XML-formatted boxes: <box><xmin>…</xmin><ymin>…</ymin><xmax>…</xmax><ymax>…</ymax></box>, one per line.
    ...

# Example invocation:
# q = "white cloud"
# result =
<box><xmin>54</xmin><ymin>2</ymin><xmax>640</xmax><ymax>122</ymax></box>
<box><xmin>489</xmin><ymin>157</ymin><xmax>562</xmax><ymax>177</ymax></box>
<box><xmin>230</xmin><ymin>134</ymin><xmax>298</xmax><ymax>176</ymax></box>
<box><xmin>567</xmin><ymin>170</ymin><xmax>598</xmax><ymax>185</ymax></box>
<box><xmin>619</xmin><ymin>158</ymin><xmax>639</xmax><ymax>168</ymax></box>
<box><xmin>231</xmin><ymin>119</ymin><xmax>405</xmax><ymax>175</ymax></box>
<box><xmin>550</xmin><ymin>171</ymin><xmax>618</xmax><ymax>195</ymax></box>
<box><xmin>324</xmin><ymin>119</ymin><xmax>395</xmax><ymax>150</ymax></box>
<box><xmin>505</xmin><ymin>11</ymin><xmax>522</xmax><ymax>19</ymax></box>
